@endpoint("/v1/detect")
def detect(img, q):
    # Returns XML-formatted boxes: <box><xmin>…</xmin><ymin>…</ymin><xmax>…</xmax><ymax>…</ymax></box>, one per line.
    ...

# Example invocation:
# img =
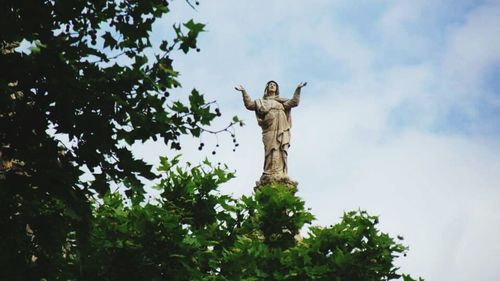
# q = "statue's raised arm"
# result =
<box><xmin>282</xmin><ymin>81</ymin><xmax>307</xmax><ymax>109</ymax></box>
<box><xmin>235</xmin><ymin>85</ymin><xmax>256</xmax><ymax>111</ymax></box>
<box><xmin>238</xmin><ymin>80</ymin><xmax>307</xmax><ymax>188</ymax></box>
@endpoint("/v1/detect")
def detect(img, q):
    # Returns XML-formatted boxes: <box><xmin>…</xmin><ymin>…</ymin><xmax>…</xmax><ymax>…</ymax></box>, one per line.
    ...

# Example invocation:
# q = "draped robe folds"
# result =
<box><xmin>242</xmin><ymin>89</ymin><xmax>300</xmax><ymax>183</ymax></box>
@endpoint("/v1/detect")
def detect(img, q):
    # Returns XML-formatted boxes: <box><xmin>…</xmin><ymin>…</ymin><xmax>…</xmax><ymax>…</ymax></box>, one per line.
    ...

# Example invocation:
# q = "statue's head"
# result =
<box><xmin>264</xmin><ymin>80</ymin><xmax>279</xmax><ymax>99</ymax></box>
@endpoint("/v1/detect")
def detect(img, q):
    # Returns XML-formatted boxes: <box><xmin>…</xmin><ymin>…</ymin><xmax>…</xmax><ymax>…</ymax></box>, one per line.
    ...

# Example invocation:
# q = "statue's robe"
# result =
<box><xmin>242</xmin><ymin>89</ymin><xmax>300</xmax><ymax>181</ymax></box>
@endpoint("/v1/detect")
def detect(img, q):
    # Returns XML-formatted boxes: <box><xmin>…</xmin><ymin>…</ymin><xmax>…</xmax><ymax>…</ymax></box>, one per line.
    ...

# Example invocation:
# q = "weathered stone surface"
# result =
<box><xmin>235</xmin><ymin>81</ymin><xmax>306</xmax><ymax>187</ymax></box>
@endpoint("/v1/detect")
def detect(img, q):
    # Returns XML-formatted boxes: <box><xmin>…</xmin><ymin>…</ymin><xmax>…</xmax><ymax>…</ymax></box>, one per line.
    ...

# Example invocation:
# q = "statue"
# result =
<box><xmin>235</xmin><ymin>81</ymin><xmax>307</xmax><ymax>188</ymax></box>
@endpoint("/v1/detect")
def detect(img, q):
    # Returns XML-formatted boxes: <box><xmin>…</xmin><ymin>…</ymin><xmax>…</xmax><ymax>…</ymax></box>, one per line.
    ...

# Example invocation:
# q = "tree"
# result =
<box><xmin>0</xmin><ymin>1</ymin><xmax>228</xmax><ymax>279</ymax></box>
<box><xmin>79</xmin><ymin>157</ymin><xmax>423</xmax><ymax>280</ymax></box>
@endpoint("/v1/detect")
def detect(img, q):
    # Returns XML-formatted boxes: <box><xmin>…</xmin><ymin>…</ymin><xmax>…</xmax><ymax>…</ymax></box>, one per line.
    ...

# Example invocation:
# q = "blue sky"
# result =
<box><xmin>135</xmin><ymin>1</ymin><xmax>500</xmax><ymax>280</ymax></box>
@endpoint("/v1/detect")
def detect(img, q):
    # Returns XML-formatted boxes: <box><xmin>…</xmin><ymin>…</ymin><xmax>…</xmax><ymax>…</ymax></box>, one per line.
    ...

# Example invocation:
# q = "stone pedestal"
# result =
<box><xmin>254</xmin><ymin>174</ymin><xmax>298</xmax><ymax>191</ymax></box>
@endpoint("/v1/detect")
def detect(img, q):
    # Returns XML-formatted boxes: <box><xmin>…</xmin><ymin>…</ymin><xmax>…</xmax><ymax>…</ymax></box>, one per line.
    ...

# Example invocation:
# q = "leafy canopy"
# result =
<box><xmin>0</xmin><ymin>0</ymin><xmax>232</xmax><ymax>278</ymax></box>
<box><xmin>82</xmin><ymin>158</ymin><xmax>423</xmax><ymax>281</ymax></box>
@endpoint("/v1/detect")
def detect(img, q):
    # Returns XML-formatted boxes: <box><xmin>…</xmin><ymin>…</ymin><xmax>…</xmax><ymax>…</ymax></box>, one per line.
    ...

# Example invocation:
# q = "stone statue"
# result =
<box><xmin>235</xmin><ymin>80</ymin><xmax>307</xmax><ymax>187</ymax></box>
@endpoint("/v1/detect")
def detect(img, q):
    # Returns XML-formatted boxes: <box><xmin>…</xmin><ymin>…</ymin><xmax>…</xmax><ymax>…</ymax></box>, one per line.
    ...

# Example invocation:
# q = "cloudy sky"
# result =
<box><xmin>136</xmin><ymin>1</ymin><xmax>500</xmax><ymax>280</ymax></box>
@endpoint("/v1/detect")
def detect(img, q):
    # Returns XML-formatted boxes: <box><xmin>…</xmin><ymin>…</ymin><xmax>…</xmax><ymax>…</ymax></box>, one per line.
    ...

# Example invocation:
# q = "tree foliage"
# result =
<box><xmin>53</xmin><ymin>158</ymin><xmax>421</xmax><ymax>280</ymax></box>
<box><xmin>0</xmin><ymin>0</ymin><xmax>225</xmax><ymax>278</ymax></box>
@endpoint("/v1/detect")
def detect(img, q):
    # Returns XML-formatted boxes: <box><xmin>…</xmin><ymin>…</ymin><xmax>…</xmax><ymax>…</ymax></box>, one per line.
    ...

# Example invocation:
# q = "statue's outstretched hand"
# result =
<box><xmin>234</xmin><ymin>85</ymin><xmax>246</xmax><ymax>92</ymax></box>
<box><xmin>297</xmin><ymin>82</ymin><xmax>307</xmax><ymax>89</ymax></box>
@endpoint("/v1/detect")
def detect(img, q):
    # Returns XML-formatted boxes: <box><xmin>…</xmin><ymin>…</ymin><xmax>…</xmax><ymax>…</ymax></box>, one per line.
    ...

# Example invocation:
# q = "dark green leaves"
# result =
<box><xmin>184</xmin><ymin>19</ymin><xmax>205</xmax><ymax>34</ymax></box>
<box><xmin>0</xmin><ymin>1</ymin><xmax>217</xmax><ymax>279</ymax></box>
<box><xmin>102</xmin><ymin>32</ymin><xmax>118</xmax><ymax>49</ymax></box>
<box><xmin>189</xmin><ymin>88</ymin><xmax>205</xmax><ymax>109</ymax></box>
<box><xmin>254</xmin><ymin>184</ymin><xmax>315</xmax><ymax>249</ymax></box>
<box><xmin>174</xmin><ymin>19</ymin><xmax>206</xmax><ymax>53</ymax></box>
<box><xmin>173</xmin><ymin>101</ymin><xmax>190</xmax><ymax>113</ymax></box>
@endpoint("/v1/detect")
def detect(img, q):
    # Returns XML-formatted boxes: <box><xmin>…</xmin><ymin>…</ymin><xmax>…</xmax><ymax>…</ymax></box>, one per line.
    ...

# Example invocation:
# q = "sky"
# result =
<box><xmin>135</xmin><ymin>1</ymin><xmax>500</xmax><ymax>280</ymax></box>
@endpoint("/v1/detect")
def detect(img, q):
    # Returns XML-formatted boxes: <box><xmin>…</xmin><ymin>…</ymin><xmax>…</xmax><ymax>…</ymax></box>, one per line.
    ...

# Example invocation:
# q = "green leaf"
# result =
<box><xmin>172</xmin><ymin>101</ymin><xmax>189</xmax><ymax>113</ymax></box>
<box><xmin>102</xmin><ymin>32</ymin><xmax>118</xmax><ymax>49</ymax></box>
<box><xmin>184</xmin><ymin>19</ymin><xmax>205</xmax><ymax>33</ymax></box>
<box><xmin>189</xmin><ymin>88</ymin><xmax>205</xmax><ymax>110</ymax></box>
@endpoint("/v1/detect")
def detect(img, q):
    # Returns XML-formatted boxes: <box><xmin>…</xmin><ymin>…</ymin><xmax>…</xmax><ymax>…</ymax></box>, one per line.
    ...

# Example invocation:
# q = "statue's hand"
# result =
<box><xmin>234</xmin><ymin>85</ymin><xmax>246</xmax><ymax>92</ymax></box>
<box><xmin>297</xmin><ymin>82</ymin><xmax>307</xmax><ymax>89</ymax></box>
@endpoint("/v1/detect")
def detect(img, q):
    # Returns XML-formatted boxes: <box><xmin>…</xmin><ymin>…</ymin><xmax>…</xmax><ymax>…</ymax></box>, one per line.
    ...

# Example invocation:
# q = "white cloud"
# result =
<box><xmin>296</xmin><ymin>131</ymin><xmax>500</xmax><ymax>280</ymax></box>
<box><xmin>440</xmin><ymin>0</ymin><xmax>500</xmax><ymax>112</ymax></box>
